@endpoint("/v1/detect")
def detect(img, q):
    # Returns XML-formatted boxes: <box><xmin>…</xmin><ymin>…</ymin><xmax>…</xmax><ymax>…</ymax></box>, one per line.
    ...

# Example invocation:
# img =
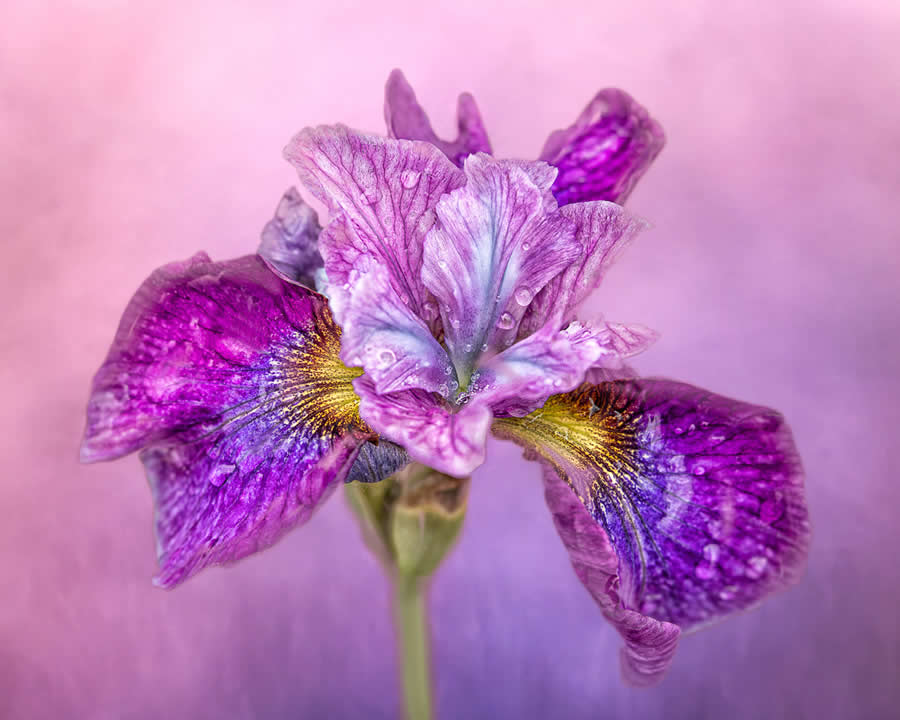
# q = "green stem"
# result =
<box><xmin>393</xmin><ymin>575</ymin><xmax>434</xmax><ymax>720</ymax></box>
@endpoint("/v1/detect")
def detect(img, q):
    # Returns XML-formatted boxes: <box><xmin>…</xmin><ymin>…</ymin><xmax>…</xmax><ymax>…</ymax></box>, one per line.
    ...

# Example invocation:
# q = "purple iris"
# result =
<box><xmin>81</xmin><ymin>70</ymin><xmax>809</xmax><ymax>686</ymax></box>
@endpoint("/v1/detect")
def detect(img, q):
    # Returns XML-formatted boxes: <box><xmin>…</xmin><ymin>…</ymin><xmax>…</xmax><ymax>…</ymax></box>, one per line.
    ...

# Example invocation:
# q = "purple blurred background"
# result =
<box><xmin>3</xmin><ymin>1</ymin><xmax>899</xmax><ymax>718</ymax></box>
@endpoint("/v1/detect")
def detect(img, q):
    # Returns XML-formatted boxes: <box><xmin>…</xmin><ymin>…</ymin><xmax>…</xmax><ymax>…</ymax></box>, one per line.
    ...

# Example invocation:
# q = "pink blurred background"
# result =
<box><xmin>3</xmin><ymin>1</ymin><xmax>899</xmax><ymax>718</ymax></box>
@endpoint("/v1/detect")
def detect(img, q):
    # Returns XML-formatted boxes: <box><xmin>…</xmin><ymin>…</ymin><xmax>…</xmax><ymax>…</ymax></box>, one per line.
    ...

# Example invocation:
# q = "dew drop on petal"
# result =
<box><xmin>401</xmin><ymin>169</ymin><xmax>421</xmax><ymax>188</ymax></box>
<box><xmin>379</xmin><ymin>349</ymin><xmax>396</xmax><ymax>367</ymax></box>
<box><xmin>760</xmin><ymin>491</ymin><xmax>785</xmax><ymax>524</ymax></box>
<box><xmin>514</xmin><ymin>287</ymin><xmax>533</xmax><ymax>306</ymax></box>
<box><xmin>497</xmin><ymin>312</ymin><xmax>515</xmax><ymax>330</ymax></box>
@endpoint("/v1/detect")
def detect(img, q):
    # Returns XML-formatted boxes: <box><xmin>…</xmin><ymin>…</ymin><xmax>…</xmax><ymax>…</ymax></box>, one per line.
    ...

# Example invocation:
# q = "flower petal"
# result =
<box><xmin>494</xmin><ymin>379</ymin><xmax>809</xmax><ymax>675</ymax></box>
<box><xmin>340</xmin><ymin>266</ymin><xmax>454</xmax><ymax>395</ymax></box>
<box><xmin>354</xmin><ymin>376</ymin><xmax>491</xmax><ymax>478</ymax></box>
<box><xmin>539</xmin><ymin>88</ymin><xmax>665</xmax><ymax>206</ymax></box>
<box><xmin>284</xmin><ymin>124</ymin><xmax>464</xmax><ymax>330</ymax></box>
<box><xmin>81</xmin><ymin>253</ymin><xmax>374</xmax><ymax>585</ymax></box>
<box><xmin>520</xmin><ymin>201</ymin><xmax>648</xmax><ymax>336</ymax></box>
<box><xmin>543</xmin><ymin>467</ymin><xmax>680</xmax><ymax>685</ymax></box>
<box><xmin>422</xmin><ymin>155</ymin><xmax>581</xmax><ymax>384</ymax></box>
<box><xmin>384</xmin><ymin>68</ymin><xmax>492</xmax><ymax>166</ymax></box>
<box><xmin>257</xmin><ymin>186</ymin><xmax>323</xmax><ymax>288</ymax></box>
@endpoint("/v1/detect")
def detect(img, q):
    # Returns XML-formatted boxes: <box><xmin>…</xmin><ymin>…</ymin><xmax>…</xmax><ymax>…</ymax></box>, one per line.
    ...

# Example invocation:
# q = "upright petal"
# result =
<box><xmin>354</xmin><ymin>376</ymin><xmax>491</xmax><ymax>478</ymax></box>
<box><xmin>257</xmin><ymin>186</ymin><xmax>324</xmax><ymax>288</ymax></box>
<box><xmin>384</xmin><ymin>68</ymin><xmax>492</xmax><ymax>166</ymax></box>
<box><xmin>539</xmin><ymin>88</ymin><xmax>665</xmax><ymax>206</ymax></box>
<box><xmin>494</xmin><ymin>379</ymin><xmax>809</xmax><ymax>677</ymax></box>
<box><xmin>284</xmin><ymin>125</ymin><xmax>464</xmax><ymax>330</ymax></box>
<box><xmin>422</xmin><ymin>155</ymin><xmax>581</xmax><ymax>385</ymax></box>
<box><xmin>519</xmin><ymin>201</ymin><xmax>648</xmax><ymax>336</ymax></box>
<box><xmin>81</xmin><ymin>253</ymin><xmax>373</xmax><ymax>586</ymax></box>
<box><xmin>340</xmin><ymin>266</ymin><xmax>454</xmax><ymax>395</ymax></box>
<box><xmin>543</xmin><ymin>468</ymin><xmax>680</xmax><ymax>685</ymax></box>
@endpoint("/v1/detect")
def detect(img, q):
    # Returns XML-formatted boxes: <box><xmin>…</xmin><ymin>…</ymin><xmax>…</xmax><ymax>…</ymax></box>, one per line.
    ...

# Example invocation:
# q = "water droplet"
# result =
<box><xmin>497</xmin><ymin>312</ymin><xmax>515</xmax><ymax>330</ymax></box>
<box><xmin>209</xmin><ymin>464</ymin><xmax>236</xmax><ymax>487</ymax></box>
<box><xmin>746</xmin><ymin>555</ymin><xmax>768</xmax><ymax>579</ymax></box>
<box><xmin>674</xmin><ymin>426</ymin><xmax>683</xmax><ymax>435</ymax></box>
<box><xmin>450</xmin><ymin>318</ymin><xmax>461</xmax><ymax>329</ymax></box>
<box><xmin>514</xmin><ymin>287</ymin><xmax>533</xmax><ymax>306</ymax></box>
<box><xmin>522</xmin><ymin>242</ymin><xmax>531</xmax><ymax>251</ymax></box>
<box><xmin>438</xmin><ymin>382</ymin><xmax>450</xmax><ymax>396</ymax></box>
<box><xmin>463</xmin><ymin>343</ymin><xmax>473</xmax><ymax>352</ymax></box>
<box><xmin>379</xmin><ymin>349</ymin><xmax>396</xmax><ymax>367</ymax></box>
<box><xmin>481</xmin><ymin>343</ymin><xmax>488</xmax><ymax>352</ymax></box>
<box><xmin>693</xmin><ymin>464</ymin><xmax>706</xmax><ymax>476</ymax></box>
<box><xmin>443</xmin><ymin>366</ymin><xmax>453</xmax><ymax>375</ymax></box>
<box><xmin>401</xmin><ymin>169</ymin><xmax>421</xmax><ymax>188</ymax></box>
<box><xmin>760</xmin><ymin>491</ymin><xmax>785</xmax><ymax>524</ymax></box>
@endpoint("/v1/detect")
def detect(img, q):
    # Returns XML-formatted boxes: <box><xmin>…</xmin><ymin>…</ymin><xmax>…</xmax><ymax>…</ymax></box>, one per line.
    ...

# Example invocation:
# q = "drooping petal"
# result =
<box><xmin>519</xmin><ymin>201</ymin><xmax>648</xmax><ymax>336</ymax></box>
<box><xmin>81</xmin><ymin>253</ymin><xmax>374</xmax><ymax>586</ymax></box>
<box><xmin>384</xmin><ymin>68</ymin><xmax>492</xmax><ymax>166</ymax></box>
<box><xmin>354</xmin><ymin>376</ymin><xmax>491</xmax><ymax>478</ymax></box>
<box><xmin>543</xmin><ymin>467</ymin><xmax>680</xmax><ymax>685</ymax></box>
<box><xmin>257</xmin><ymin>186</ymin><xmax>324</xmax><ymax>288</ymax></box>
<box><xmin>340</xmin><ymin>266</ymin><xmax>454</xmax><ymax>395</ymax></box>
<box><xmin>539</xmin><ymin>88</ymin><xmax>665</xmax><ymax>206</ymax></box>
<box><xmin>494</xmin><ymin>379</ymin><xmax>809</xmax><ymax>676</ymax></box>
<box><xmin>284</xmin><ymin>124</ymin><xmax>464</xmax><ymax>330</ymax></box>
<box><xmin>422</xmin><ymin>155</ymin><xmax>582</xmax><ymax>384</ymax></box>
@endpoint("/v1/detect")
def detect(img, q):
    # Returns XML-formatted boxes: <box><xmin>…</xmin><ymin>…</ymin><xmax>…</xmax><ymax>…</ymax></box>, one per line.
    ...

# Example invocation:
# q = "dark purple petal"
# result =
<box><xmin>384</xmin><ymin>68</ymin><xmax>492</xmax><ymax>166</ymax></box>
<box><xmin>494</xmin><ymin>379</ymin><xmax>809</xmax><ymax>678</ymax></box>
<box><xmin>519</xmin><ymin>201</ymin><xmax>648</xmax><ymax>337</ymax></box>
<box><xmin>539</xmin><ymin>88</ymin><xmax>665</xmax><ymax>206</ymax></box>
<box><xmin>284</xmin><ymin>124</ymin><xmax>464</xmax><ymax>333</ymax></box>
<box><xmin>257</xmin><ymin>186</ymin><xmax>323</xmax><ymax>289</ymax></box>
<box><xmin>421</xmin><ymin>155</ymin><xmax>581</xmax><ymax>384</ymax></box>
<box><xmin>354</xmin><ymin>376</ymin><xmax>491</xmax><ymax>478</ymax></box>
<box><xmin>543</xmin><ymin>467</ymin><xmax>680</xmax><ymax>685</ymax></box>
<box><xmin>81</xmin><ymin>253</ymin><xmax>373</xmax><ymax>585</ymax></box>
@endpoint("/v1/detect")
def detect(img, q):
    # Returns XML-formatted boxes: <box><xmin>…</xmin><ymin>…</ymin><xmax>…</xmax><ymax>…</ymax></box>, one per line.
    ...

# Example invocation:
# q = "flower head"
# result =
<box><xmin>81</xmin><ymin>70</ymin><xmax>808</xmax><ymax>685</ymax></box>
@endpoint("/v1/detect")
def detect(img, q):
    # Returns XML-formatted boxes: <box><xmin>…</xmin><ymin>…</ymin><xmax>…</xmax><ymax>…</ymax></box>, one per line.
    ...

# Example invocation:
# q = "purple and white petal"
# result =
<box><xmin>384</xmin><ymin>68</ymin><xmax>492</xmax><ymax>167</ymax></box>
<box><xmin>543</xmin><ymin>468</ymin><xmax>680</xmax><ymax>685</ymax></box>
<box><xmin>422</xmin><ymin>155</ymin><xmax>582</xmax><ymax>383</ymax></box>
<box><xmin>81</xmin><ymin>253</ymin><xmax>372</xmax><ymax>585</ymax></box>
<box><xmin>520</xmin><ymin>201</ymin><xmax>647</xmax><ymax>336</ymax></box>
<box><xmin>284</xmin><ymin>125</ymin><xmax>464</xmax><ymax>330</ymax></box>
<box><xmin>257</xmin><ymin>186</ymin><xmax>323</xmax><ymax>289</ymax></box>
<box><xmin>539</xmin><ymin>88</ymin><xmax>665</xmax><ymax>206</ymax></box>
<box><xmin>340</xmin><ymin>266</ymin><xmax>454</xmax><ymax>396</ymax></box>
<box><xmin>494</xmin><ymin>379</ymin><xmax>809</xmax><ymax>676</ymax></box>
<box><xmin>354</xmin><ymin>376</ymin><xmax>491</xmax><ymax>478</ymax></box>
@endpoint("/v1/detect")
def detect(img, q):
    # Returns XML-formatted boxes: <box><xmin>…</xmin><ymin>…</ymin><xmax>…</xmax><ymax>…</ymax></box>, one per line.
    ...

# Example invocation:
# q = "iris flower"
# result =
<box><xmin>81</xmin><ymin>70</ymin><xmax>809</xmax><ymax>688</ymax></box>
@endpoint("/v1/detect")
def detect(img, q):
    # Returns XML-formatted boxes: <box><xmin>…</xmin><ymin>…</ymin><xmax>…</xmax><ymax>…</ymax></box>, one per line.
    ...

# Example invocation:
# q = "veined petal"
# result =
<box><xmin>81</xmin><ymin>253</ymin><xmax>373</xmax><ymax>586</ymax></box>
<box><xmin>384</xmin><ymin>69</ymin><xmax>492</xmax><ymax>166</ymax></box>
<box><xmin>539</xmin><ymin>88</ymin><xmax>665</xmax><ymax>206</ymax></box>
<box><xmin>341</xmin><ymin>266</ymin><xmax>454</xmax><ymax>396</ymax></box>
<box><xmin>284</xmin><ymin>124</ymin><xmax>464</xmax><ymax>330</ymax></box>
<box><xmin>354</xmin><ymin>376</ymin><xmax>491</xmax><ymax>478</ymax></box>
<box><xmin>422</xmin><ymin>154</ymin><xmax>582</xmax><ymax>385</ymax></box>
<box><xmin>494</xmin><ymin>379</ymin><xmax>809</xmax><ymax>678</ymax></box>
<box><xmin>520</xmin><ymin>201</ymin><xmax>648</xmax><ymax>336</ymax></box>
<box><xmin>543</xmin><ymin>468</ymin><xmax>680</xmax><ymax>685</ymax></box>
<box><xmin>257</xmin><ymin>187</ymin><xmax>323</xmax><ymax>288</ymax></box>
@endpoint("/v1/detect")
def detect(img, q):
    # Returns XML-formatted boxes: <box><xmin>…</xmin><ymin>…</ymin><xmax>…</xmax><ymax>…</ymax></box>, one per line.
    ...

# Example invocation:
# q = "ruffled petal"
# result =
<box><xmin>494</xmin><ymin>379</ymin><xmax>809</xmax><ymax>677</ymax></box>
<box><xmin>543</xmin><ymin>467</ymin><xmax>680</xmax><ymax>685</ymax></box>
<box><xmin>354</xmin><ymin>376</ymin><xmax>491</xmax><ymax>478</ymax></box>
<box><xmin>284</xmin><ymin>124</ymin><xmax>464</xmax><ymax>330</ymax></box>
<box><xmin>520</xmin><ymin>201</ymin><xmax>648</xmax><ymax>336</ymax></box>
<box><xmin>539</xmin><ymin>88</ymin><xmax>665</xmax><ymax>206</ymax></box>
<box><xmin>384</xmin><ymin>68</ymin><xmax>492</xmax><ymax>166</ymax></box>
<box><xmin>422</xmin><ymin>155</ymin><xmax>581</xmax><ymax>384</ymax></box>
<box><xmin>81</xmin><ymin>253</ymin><xmax>373</xmax><ymax>586</ymax></box>
<box><xmin>340</xmin><ymin>266</ymin><xmax>454</xmax><ymax>395</ymax></box>
<box><xmin>257</xmin><ymin>186</ymin><xmax>324</xmax><ymax>288</ymax></box>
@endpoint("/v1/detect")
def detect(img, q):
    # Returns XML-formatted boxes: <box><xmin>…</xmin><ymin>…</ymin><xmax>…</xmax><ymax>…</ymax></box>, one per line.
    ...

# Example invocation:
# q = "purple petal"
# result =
<box><xmin>284</xmin><ymin>125</ymin><xmax>464</xmax><ymax>332</ymax></box>
<box><xmin>81</xmin><ymin>253</ymin><xmax>373</xmax><ymax>585</ymax></box>
<box><xmin>543</xmin><ymin>467</ymin><xmax>680</xmax><ymax>685</ymax></box>
<box><xmin>354</xmin><ymin>376</ymin><xmax>491</xmax><ymax>478</ymax></box>
<box><xmin>340</xmin><ymin>266</ymin><xmax>454</xmax><ymax>395</ymax></box>
<box><xmin>494</xmin><ymin>379</ymin><xmax>809</xmax><ymax>678</ymax></box>
<box><xmin>384</xmin><ymin>68</ymin><xmax>492</xmax><ymax>166</ymax></box>
<box><xmin>421</xmin><ymin>155</ymin><xmax>582</xmax><ymax>384</ymax></box>
<box><xmin>520</xmin><ymin>201</ymin><xmax>647</xmax><ymax>337</ymax></box>
<box><xmin>539</xmin><ymin>88</ymin><xmax>665</xmax><ymax>206</ymax></box>
<box><xmin>257</xmin><ymin>186</ymin><xmax>323</xmax><ymax>288</ymax></box>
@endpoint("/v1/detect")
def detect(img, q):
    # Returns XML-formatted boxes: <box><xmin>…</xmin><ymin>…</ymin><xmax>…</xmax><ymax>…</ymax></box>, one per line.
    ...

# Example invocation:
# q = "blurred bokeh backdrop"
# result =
<box><xmin>2</xmin><ymin>1</ymin><xmax>898</xmax><ymax>718</ymax></box>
